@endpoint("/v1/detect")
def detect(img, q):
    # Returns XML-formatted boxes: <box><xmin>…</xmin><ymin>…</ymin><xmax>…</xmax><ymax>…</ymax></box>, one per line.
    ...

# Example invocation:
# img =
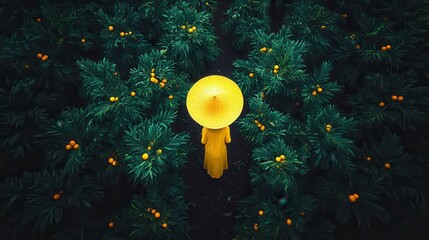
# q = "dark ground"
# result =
<box><xmin>182</xmin><ymin>1</ymin><xmax>252</xmax><ymax>239</ymax></box>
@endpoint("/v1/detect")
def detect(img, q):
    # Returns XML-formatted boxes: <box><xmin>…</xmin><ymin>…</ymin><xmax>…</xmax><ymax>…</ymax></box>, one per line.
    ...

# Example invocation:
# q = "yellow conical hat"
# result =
<box><xmin>186</xmin><ymin>75</ymin><xmax>244</xmax><ymax>129</ymax></box>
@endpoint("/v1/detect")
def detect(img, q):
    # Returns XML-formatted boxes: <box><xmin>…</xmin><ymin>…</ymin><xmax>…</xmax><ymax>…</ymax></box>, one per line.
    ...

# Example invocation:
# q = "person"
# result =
<box><xmin>186</xmin><ymin>75</ymin><xmax>243</xmax><ymax>179</ymax></box>
<box><xmin>201</xmin><ymin>126</ymin><xmax>231</xmax><ymax>178</ymax></box>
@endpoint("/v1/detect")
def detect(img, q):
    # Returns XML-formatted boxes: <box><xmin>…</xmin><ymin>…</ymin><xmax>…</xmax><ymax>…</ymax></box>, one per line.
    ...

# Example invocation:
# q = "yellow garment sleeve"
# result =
<box><xmin>225</xmin><ymin>126</ymin><xmax>231</xmax><ymax>143</ymax></box>
<box><xmin>201</xmin><ymin>127</ymin><xmax>207</xmax><ymax>144</ymax></box>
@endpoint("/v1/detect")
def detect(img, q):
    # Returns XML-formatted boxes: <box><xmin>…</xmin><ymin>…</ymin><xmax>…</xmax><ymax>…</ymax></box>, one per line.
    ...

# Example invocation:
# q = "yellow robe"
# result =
<box><xmin>201</xmin><ymin>126</ymin><xmax>231</xmax><ymax>178</ymax></box>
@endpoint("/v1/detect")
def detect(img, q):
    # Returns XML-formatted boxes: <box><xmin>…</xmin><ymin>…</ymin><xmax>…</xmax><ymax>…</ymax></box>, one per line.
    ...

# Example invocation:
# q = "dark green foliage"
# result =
<box><xmin>304</xmin><ymin>105</ymin><xmax>358</xmax><ymax>174</ymax></box>
<box><xmin>128</xmin><ymin>50</ymin><xmax>191</xmax><ymax>111</ymax></box>
<box><xmin>250</xmin><ymin>138</ymin><xmax>308</xmax><ymax>189</ymax></box>
<box><xmin>283</xmin><ymin>0</ymin><xmax>340</xmax><ymax>61</ymax></box>
<box><xmin>0</xmin><ymin>77</ymin><xmax>54</xmax><ymax>157</ymax></box>
<box><xmin>347</xmin><ymin>71</ymin><xmax>429</xmax><ymax>128</ymax></box>
<box><xmin>123</xmin><ymin>111</ymin><xmax>190</xmax><ymax>185</ymax></box>
<box><xmin>320</xmin><ymin>174</ymin><xmax>390</xmax><ymax>230</ymax></box>
<box><xmin>0</xmin><ymin>169</ymin><xmax>103</xmax><ymax>231</ymax></box>
<box><xmin>300</xmin><ymin>61</ymin><xmax>342</xmax><ymax>113</ymax></box>
<box><xmin>223</xmin><ymin>0</ymin><xmax>271</xmax><ymax>49</ymax></box>
<box><xmin>36</xmin><ymin>107</ymin><xmax>106</xmax><ymax>173</ymax></box>
<box><xmin>96</xmin><ymin>2</ymin><xmax>152</xmax><ymax>69</ymax></box>
<box><xmin>360</xmin><ymin>131</ymin><xmax>423</xmax><ymax>178</ymax></box>
<box><xmin>233</xmin><ymin>28</ymin><xmax>307</xmax><ymax>98</ymax></box>
<box><xmin>236</xmin><ymin>95</ymin><xmax>292</xmax><ymax>145</ymax></box>
<box><xmin>332</xmin><ymin>10</ymin><xmax>429</xmax><ymax>85</ymax></box>
<box><xmin>127</xmin><ymin>178</ymin><xmax>190</xmax><ymax>240</ymax></box>
<box><xmin>233</xmin><ymin>187</ymin><xmax>317</xmax><ymax>240</ymax></box>
<box><xmin>0</xmin><ymin>0</ymin><xmax>90</xmax><ymax>84</ymax></box>
<box><xmin>0</xmin><ymin>0</ymin><xmax>93</xmax><ymax>157</ymax></box>
<box><xmin>160</xmin><ymin>0</ymin><xmax>220</xmax><ymax>73</ymax></box>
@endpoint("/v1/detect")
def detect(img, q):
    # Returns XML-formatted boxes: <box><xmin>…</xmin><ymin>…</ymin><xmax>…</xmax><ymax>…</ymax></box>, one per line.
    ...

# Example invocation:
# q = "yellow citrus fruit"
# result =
<box><xmin>128</xmin><ymin>31</ymin><xmax>132</xmax><ymax>35</ymax></box>
<box><xmin>147</xmin><ymin>146</ymin><xmax>152</xmax><ymax>151</ymax></box>
<box><xmin>253</xmin><ymin>223</ymin><xmax>259</xmax><ymax>231</ymax></box>
<box><xmin>53</xmin><ymin>193</ymin><xmax>60</xmax><ymax>200</ymax></box>
<box><xmin>249</xmin><ymin>72</ymin><xmax>254</xmax><ymax>78</ymax></box>
<box><xmin>160</xmin><ymin>82</ymin><xmax>165</xmax><ymax>88</ymax></box>
<box><xmin>110</xmin><ymin>96</ymin><xmax>115</xmax><ymax>102</ymax></box>
<box><xmin>192</xmin><ymin>26</ymin><xmax>196</xmax><ymax>31</ymax></box>
<box><xmin>120</xmin><ymin>32</ymin><xmax>125</xmax><ymax>37</ymax></box>
<box><xmin>65</xmin><ymin>144</ymin><xmax>72</xmax><ymax>150</ymax></box>
<box><xmin>151</xmin><ymin>72</ymin><xmax>156</xmax><ymax>77</ymax></box>
<box><xmin>320</xmin><ymin>25</ymin><xmax>326</xmax><ymax>29</ymax></box>
<box><xmin>258</xmin><ymin>210</ymin><xmax>264</xmax><ymax>216</ymax></box>
<box><xmin>188</xmin><ymin>28</ymin><xmax>194</xmax><ymax>33</ymax></box>
<box><xmin>115</xmin><ymin>97</ymin><xmax>118</xmax><ymax>101</ymax></box>
<box><xmin>181</xmin><ymin>25</ymin><xmax>186</xmax><ymax>29</ymax></box>
<box><xmin>108</xmin><ymin>157</ymin><xmax>114</xmax><ymax>164</ymax></box>
<box><xmin>131</xmin><ymin>91</ymin><xmax>136</xmax><ymax>96</ymax></box>
<box><xmin>317</xmin><ymin>87</ymin><xmax>323</xmax><ymax>93</ymax></box>
<box><xmin>280</xmin><ymin>155</ymin><xmax>285</xmax><ymax>160</ymax></box>
<box><xmin>312</xmin><ymin>91</ymin><xmax>317</xmax><ymax>96</ymax></box>
<box><xmin>73</xmin><ymin>144</ymin><xmax>80</xmax><ymax>149</ymax></box>
<box><xmin>273</xmin><ymin>69</ymin><xmax>279</xmax><ymax>74</ymax></box>
<box><xmin>260</xmin><ymin>125</ymin><xmax>265</xmax><ymax>131</ymax></box>
<box><xmin>386</xmin><ymin>44</ymin><xmax>391</xmax><ymax>50</ymax></box>
<box><xmin>168</xmin><ymin>95</ymin><xmax>174</xmax><ymax>100</ymax></box>
<box><xmin>384</xmin><ymin>162</ymin><xmax>391</xmax><ymax>169</ymax></box>
<box><xmin>81</xmin><ymin>38</ymin><xmax>86</xmax><ymax>43</ymax></box>
<box><xmin>162</xmin><ymin>223</ymin><xmax>168</xmax><ymax>228</ymax></box>
<box><xmin>69</xmin><ymin>140</ymin><xmax>76</xmax><ymax>146</ymax></box>
<box><xmin>108</xmin><ymin>26</ymin><xmax>114</xmax><ymax>31</ymax></box>
<box><xmin>151</xmin><ymin>209</ymin><xmax>156</xmax><ymax>214</ymax></box>
<box><xmin>274</xmin><ymin>65</ymin><xmax>279</xmax><ymax>70</ymax></box>
<box><xmin>275</xmin><ymin>157</ymin><xmax>281</xmax><ymax>162</ymax></box>
<box><xmin>112</xmin><ymin>161</ymin><xmax>118</xmax><ymax>166</ymax></box>
<box><xmin>155</xmin><ymin>212</ymin><xmax>161</xmax><ymax>218</ymax></box>
<box><xmin>156</xmin><ymin>149</ymin><xmax>162</xmax><ymax>155</ymax></box>
<box><xmin>142</xmin><ymin>153</ymin><xmax>149</xmax><ymax>160</ymax></box>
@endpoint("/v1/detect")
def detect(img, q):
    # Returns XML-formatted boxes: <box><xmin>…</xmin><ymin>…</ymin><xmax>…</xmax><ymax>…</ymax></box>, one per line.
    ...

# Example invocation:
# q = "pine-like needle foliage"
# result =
<box><xmin>160</xmin><ymin>0</ymin><xmax>220</xmax><ymax>74</ymax></box>
<box><xmin>223</xmin><ymin>0</ymin><xmax>271</xmax><ymax>49</ymax></box>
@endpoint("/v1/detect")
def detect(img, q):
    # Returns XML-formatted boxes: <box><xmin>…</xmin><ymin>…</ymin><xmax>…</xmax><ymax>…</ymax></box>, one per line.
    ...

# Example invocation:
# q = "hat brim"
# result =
<box><xmin>186</xmin><ymin>75</ymin><xmax>244</xmax><ymax>129</ymax></box>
